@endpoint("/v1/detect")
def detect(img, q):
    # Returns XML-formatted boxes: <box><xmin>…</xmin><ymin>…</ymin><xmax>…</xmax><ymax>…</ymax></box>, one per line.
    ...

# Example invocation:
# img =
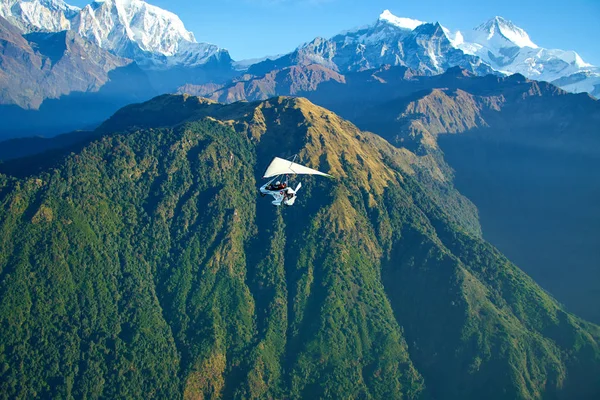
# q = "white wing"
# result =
<box><xmin>263</xmin><ymin>157</ymin><xmax>331</xmax><ymax>179</ymax></box>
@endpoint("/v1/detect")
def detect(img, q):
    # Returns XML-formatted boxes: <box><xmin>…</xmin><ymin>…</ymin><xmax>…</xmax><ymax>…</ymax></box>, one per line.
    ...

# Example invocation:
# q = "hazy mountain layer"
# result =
<box><xmin>179</xmin><ymin>64</ymin><xmax>345</xmax><ymax>103</ymax></box>
<box><xmin>0</xmin><ymin>15</ymin><xmax>130</xmax><ymax>109</ymax></box>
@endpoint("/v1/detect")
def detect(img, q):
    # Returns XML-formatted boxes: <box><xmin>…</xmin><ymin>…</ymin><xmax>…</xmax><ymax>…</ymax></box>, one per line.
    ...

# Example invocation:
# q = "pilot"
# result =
<box><xmin>274</xmin><ymin>181</ymin><xmax>286</xmax><ymax>190</ymax></box>
<box><xmin>266</xmin><ymin>180</ymin><xmax>287</xmax><ymax>191</ymax></box>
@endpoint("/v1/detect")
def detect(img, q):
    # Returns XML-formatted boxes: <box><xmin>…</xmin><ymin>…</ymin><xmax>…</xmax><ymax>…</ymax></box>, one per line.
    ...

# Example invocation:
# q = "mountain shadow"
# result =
<box><xmin>352</xmin><ymin>74</ymin><xmax>600</xmax><ymax>323</ymax></box>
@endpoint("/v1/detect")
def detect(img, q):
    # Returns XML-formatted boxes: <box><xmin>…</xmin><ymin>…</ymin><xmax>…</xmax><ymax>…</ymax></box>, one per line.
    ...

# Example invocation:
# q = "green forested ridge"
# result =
<box><xmin>0</xmin><ymin>95</ymin><xmax>598</xmax><ymax>399</ymax></box>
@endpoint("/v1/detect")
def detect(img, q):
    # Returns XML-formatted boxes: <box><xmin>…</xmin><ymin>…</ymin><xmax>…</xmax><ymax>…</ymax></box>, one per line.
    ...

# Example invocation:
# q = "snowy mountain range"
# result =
<box><xmin>248</xmin><ymin>11</ymin><xmax>493</xmax><ymax>77</ymax></box>
<box><xmin>0</xmin><ymin>0</ymin><xmax>231</xmax><ymax>69</ymax></box>
<box><xmin>251</xmin><ymin>10</ymin><xmax>598</xmax><ymax>97</ymax></box>
<box><xmin>0</xmin><ymin>1</ymin><xmax>597</xmax><ymax>98</ymax></box>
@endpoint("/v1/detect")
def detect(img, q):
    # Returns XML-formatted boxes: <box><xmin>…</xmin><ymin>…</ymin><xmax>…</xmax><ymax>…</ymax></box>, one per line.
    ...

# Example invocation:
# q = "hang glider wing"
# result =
<box><xmin>263</xmin><ymin>157</ymin><xmax>331</xmax><ymax>179</ymax></box>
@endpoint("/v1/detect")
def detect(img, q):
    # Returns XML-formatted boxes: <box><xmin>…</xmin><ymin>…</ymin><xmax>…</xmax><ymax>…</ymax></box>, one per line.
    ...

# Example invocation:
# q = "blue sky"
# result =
<box><xmin>69</xmin><ymin>0</ymin><xmax>600</xmax><ymax>65</ymax></box>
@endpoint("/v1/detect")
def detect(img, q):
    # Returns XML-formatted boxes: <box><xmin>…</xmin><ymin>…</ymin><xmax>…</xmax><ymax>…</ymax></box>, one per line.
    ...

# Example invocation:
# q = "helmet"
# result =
<box><xmin>275</xmin><ymin>181</ymin><xmax>280</xmax><ymax>185</ymax></box>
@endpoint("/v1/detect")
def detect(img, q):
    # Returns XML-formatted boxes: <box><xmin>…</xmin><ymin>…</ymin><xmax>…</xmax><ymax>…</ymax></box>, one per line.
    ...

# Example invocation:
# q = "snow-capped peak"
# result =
<box><xmin>442</xmin><ymin>25</ymin><xmax>465</xmax><ymax>47</ymax></box>
<box><xmin>74</xmin><ymin>0</ymin><xmax>197</xmax><ymax>57</ymax></box>
<box><xmin>451</xmin><ymin>14</ymin><xmax>599</xmax><ymax>90</ymax></box>
<box><xmin>91</xmin><ymin>0</ymin><xmax>194</xmax><ymax>41</ymax></box>
<box><xmin>69</xmin><ymin>0</ymin><xmax>232</xmax><ymax>69</ymax></box>
<box><xmin>378</xmin><ymin>10</ymin><xmax>424</xmax><ymax>30</ymax></box>
<box><xmin>474</xmin><ymin>16</ymin><xmax>537</xmax><ymax>48</ymax></box>
<box><xmin>0</xmin><ymin>0</ymin><xmax>229</xmax><ymax>68</ymax></box>
<box><xmin>0</xmin><ymin>0</ymin><xmax>80</xmax><ymax>32</ymax></box>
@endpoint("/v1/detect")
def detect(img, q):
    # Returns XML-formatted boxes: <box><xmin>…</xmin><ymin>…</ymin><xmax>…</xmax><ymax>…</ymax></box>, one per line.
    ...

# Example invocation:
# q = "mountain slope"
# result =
<box><xmin>552</xmin><ymin>71</ymin><xmax>600</xmax><ymax>99</ymax></box>
<box><xmin>349</xmin><ymin>71</ymin><xmax>600</xmax><ymax>324</ymax></box>
<box><xmin>180</xmin><ymin>64</ymin><xmax>346</xmax><ymax>103</ymax></box>
<box><xmin>356</xmin><ymin>73</ymin><xmax>600</xmax><ymax>154</ymax></box>
<box><xmin>181</xmin><ymin>65</ymin><xmax>485</xmax><ymax>109</ymax></box>
<box><xmin>0</xmin><ymin>95</ymin><xmax>599</xmax><ymax>399</ymax></box>
<box><xmin>0</xmin><ymin>15</ymin><xmax>131</xmax><ymax>109</ymax></box>
<box><xmin>0</xmin><ymin>13</ymin><xmax>158</xmax><ymax>139</ymax></box>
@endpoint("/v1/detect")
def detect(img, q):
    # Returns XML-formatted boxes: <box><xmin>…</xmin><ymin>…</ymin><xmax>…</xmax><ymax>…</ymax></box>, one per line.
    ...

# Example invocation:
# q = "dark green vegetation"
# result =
<box><xmin>0</xmin><ymin>95</ymin><xmax>599</xmax><ymax>399</ymax></box>
<box><xmin>348</xmin><ymin>75</ymin><xmax>600</xmax><ymax>324</ymax></box>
